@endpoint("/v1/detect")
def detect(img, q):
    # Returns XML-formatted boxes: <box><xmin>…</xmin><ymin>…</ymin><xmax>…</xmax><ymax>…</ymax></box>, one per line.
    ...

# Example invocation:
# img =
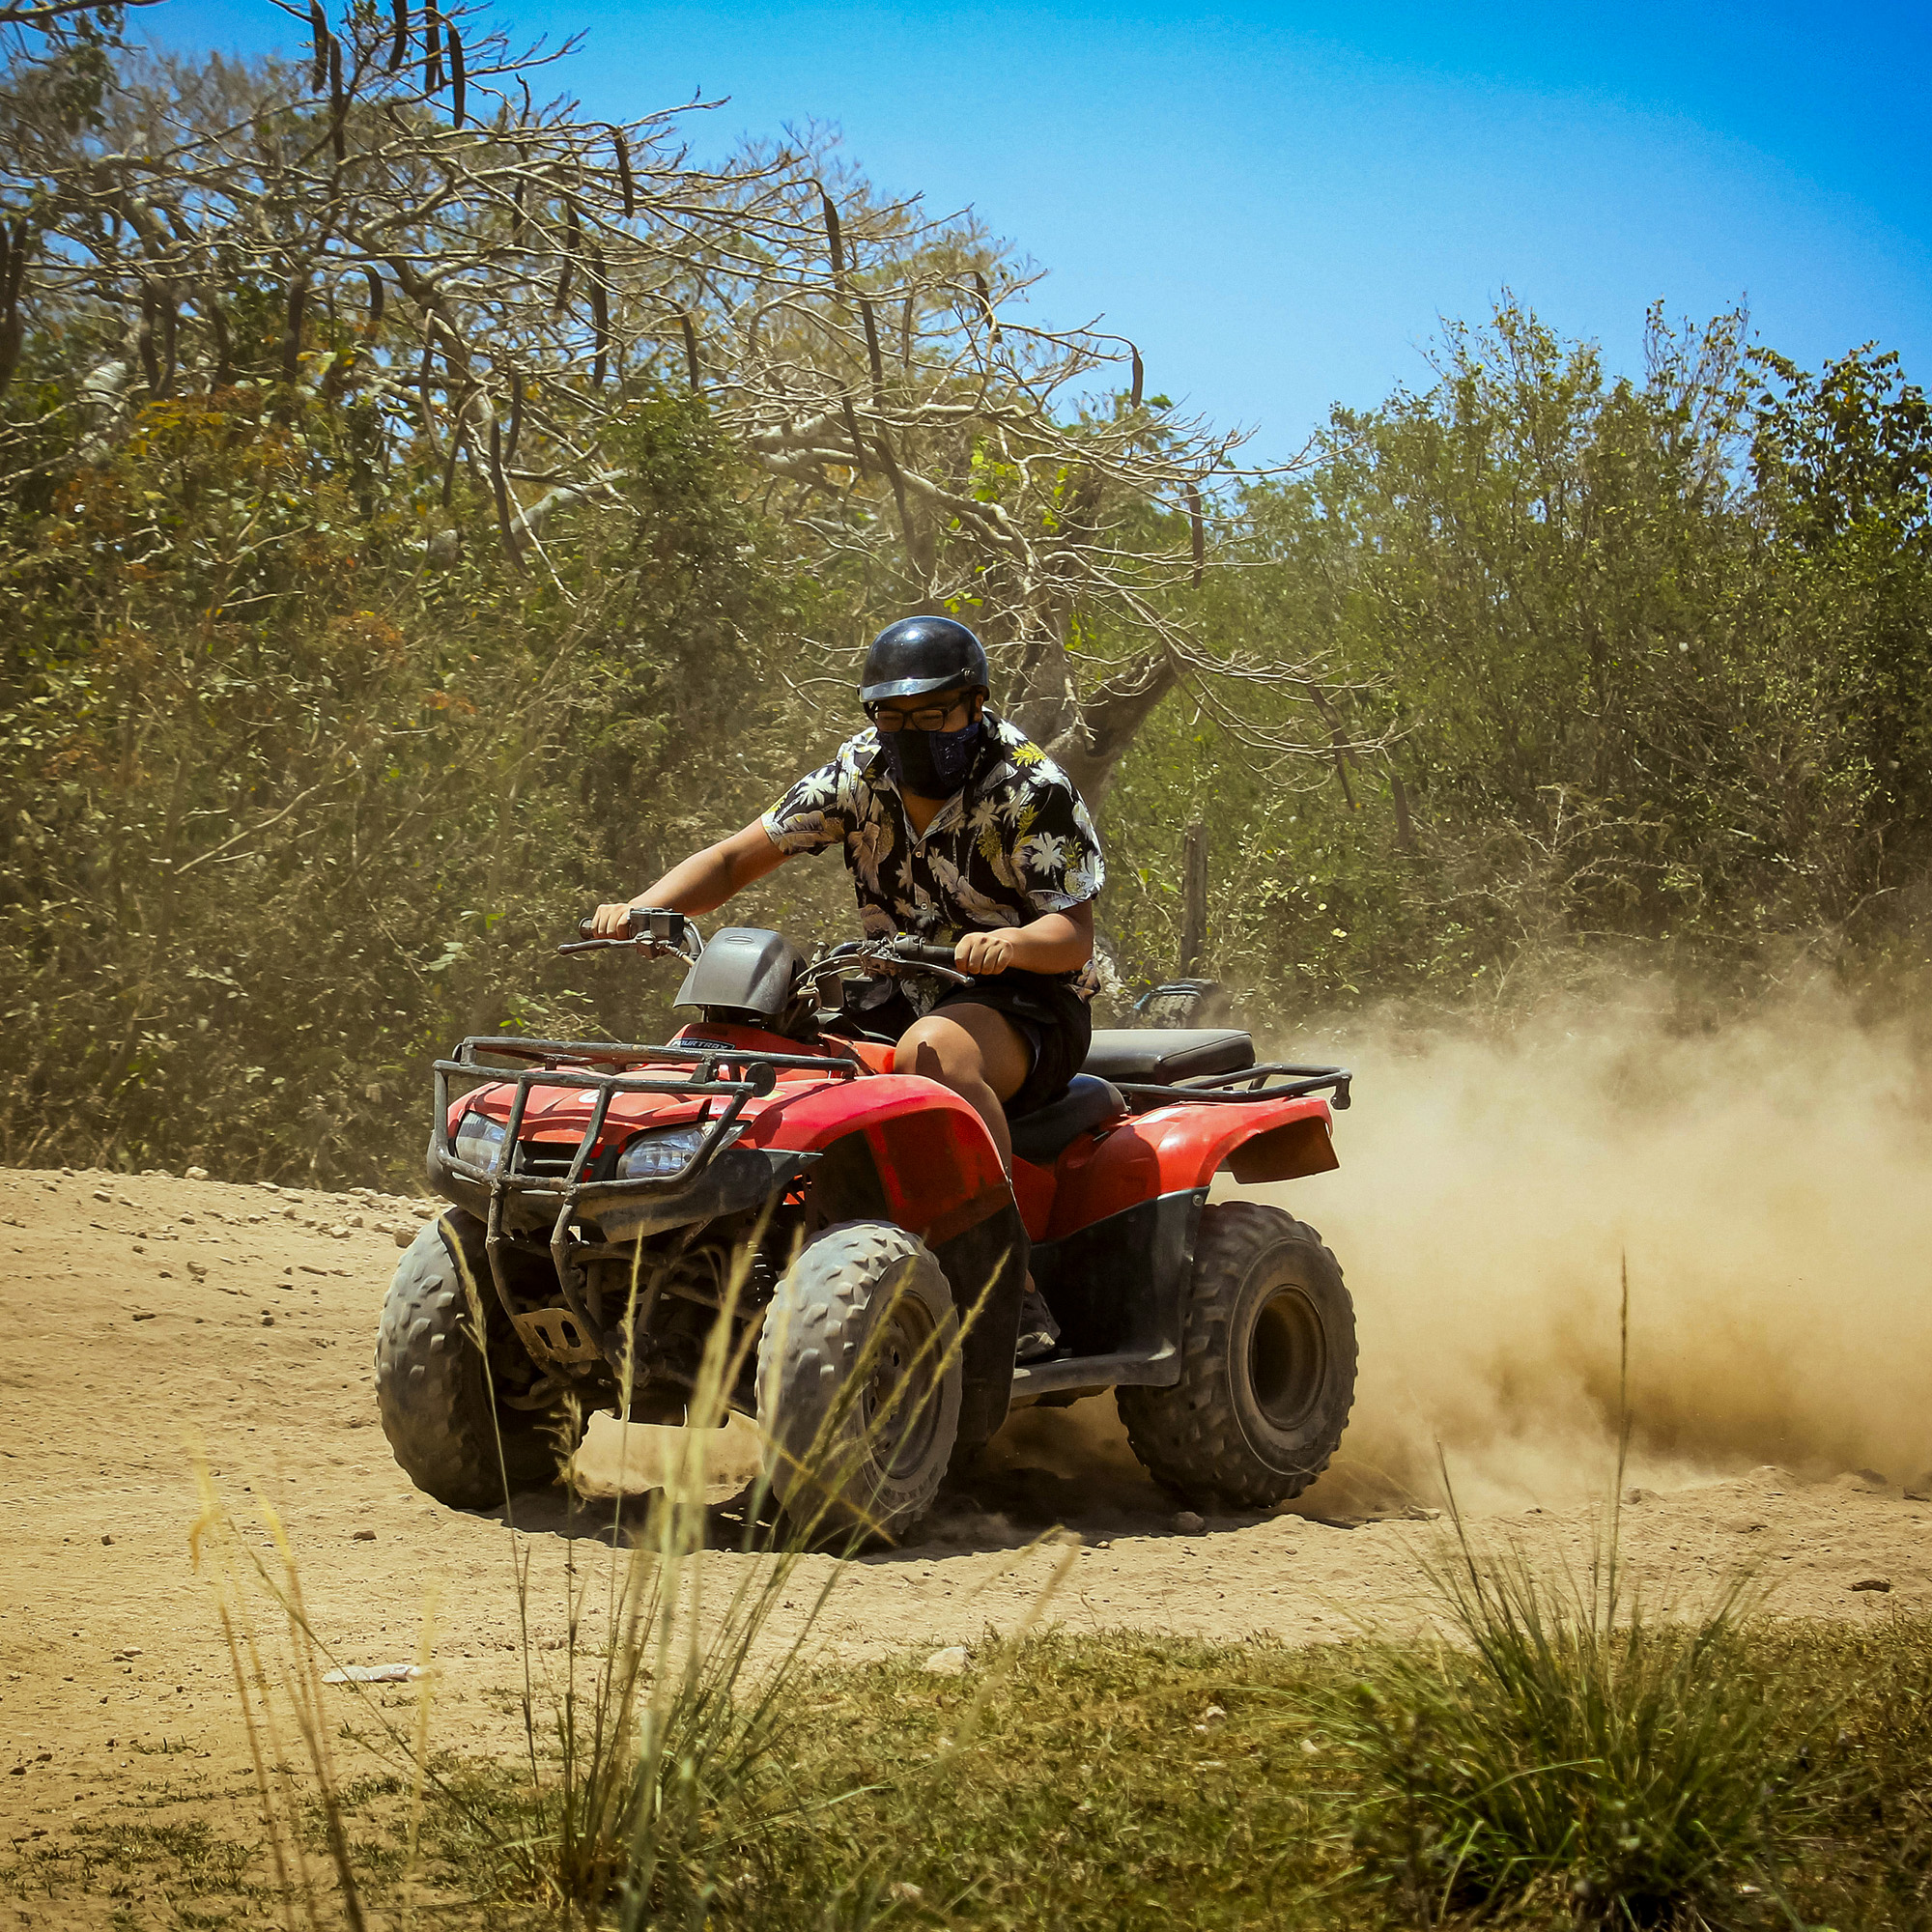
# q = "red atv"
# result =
<box><xmin>375</xmin><ymin>913</ymin><xmax>1357</xmax><ymax>1537</ymax></box>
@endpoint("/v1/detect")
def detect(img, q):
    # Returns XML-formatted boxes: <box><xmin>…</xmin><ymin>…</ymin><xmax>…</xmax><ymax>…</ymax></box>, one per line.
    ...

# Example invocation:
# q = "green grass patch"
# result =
<box><xmin>406</xmin><ymin>1617</ymin><xmax>1932</xmax><ymax>1930</ymax></box>
<box><xmin>14</xmin><ymin>1618</ymin><xmax>1932</xmax><ymax>1929</ymax></box>
<box><xmin>4</xmin><ymin>1811</ymin><xmax>262</xmax><ymax>1921</ymax></box>
<box><xmin>1320</xmin><ymin>1537</ymin><xmax>1797</xmax><ymax>1924</ymax></box>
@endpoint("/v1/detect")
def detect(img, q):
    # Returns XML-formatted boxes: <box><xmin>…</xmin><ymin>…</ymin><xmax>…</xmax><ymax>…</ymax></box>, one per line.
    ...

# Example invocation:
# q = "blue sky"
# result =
<box><xmin>142</xmin><ymin>1</ymin><xmax>1931</xmax><ymax>463</ymax></box>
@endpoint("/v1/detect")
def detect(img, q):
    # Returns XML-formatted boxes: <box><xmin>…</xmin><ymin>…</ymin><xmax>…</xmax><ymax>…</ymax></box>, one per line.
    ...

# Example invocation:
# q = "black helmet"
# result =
<box><xmin>858</xmin><ymin>615</ymin><xmax>989</xmax><ymax>704</ymax></box>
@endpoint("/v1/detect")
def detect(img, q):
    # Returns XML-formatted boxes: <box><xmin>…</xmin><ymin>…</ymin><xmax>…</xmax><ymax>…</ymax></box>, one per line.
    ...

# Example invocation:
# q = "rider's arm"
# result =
<box><xmin>955</xmin><ymin>899</ymin><xmax>1094</xmax><ymax>977</ymax></box>
<box><xmin>589</xmin><ymin>820</ymin><xmax>785</xmax><ymax>936</ymax></box>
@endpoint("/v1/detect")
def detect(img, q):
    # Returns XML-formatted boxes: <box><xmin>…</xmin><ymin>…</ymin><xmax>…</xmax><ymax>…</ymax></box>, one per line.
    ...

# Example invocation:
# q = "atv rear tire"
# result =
<box><xmin>375</xmin><ymin>1211</ymin><xmax>586</xmax><ymax>1509</ymax></box>
<box><xmin>1118</xmin><ymin>1202</ymin><xmax>1355</xmax><ymax>1510</ymax></box>
<box><xmin>756</xmin><ymin>1221</ymin><xmax>961</xmax><ymax>1542</ymax></box>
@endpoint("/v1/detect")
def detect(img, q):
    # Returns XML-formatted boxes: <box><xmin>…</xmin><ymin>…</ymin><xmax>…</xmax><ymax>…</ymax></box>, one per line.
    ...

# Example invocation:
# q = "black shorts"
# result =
<box><xmin>829</xmin><ymin>968</ymin><xmax>1093</xmax><ymax>1120</ymax></box>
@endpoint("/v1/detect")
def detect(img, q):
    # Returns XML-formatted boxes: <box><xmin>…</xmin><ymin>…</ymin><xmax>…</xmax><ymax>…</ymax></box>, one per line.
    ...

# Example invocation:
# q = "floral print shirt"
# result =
<box><xmin>761</xmin><ymin>712</ymin><xmax>1105</xmax><ymax>1010</ymax></box>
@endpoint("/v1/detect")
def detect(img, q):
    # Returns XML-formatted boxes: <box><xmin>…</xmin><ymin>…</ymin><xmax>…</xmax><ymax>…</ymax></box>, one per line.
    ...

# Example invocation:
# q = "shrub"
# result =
<box><xmin>1324</xmin><ymin>1515</ymin><xmax>1809</xmax><ymax>1925</ymax></box>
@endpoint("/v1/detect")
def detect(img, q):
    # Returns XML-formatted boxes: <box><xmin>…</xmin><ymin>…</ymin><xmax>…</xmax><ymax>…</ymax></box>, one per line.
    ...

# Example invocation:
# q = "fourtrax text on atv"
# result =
<box><xmin>376</xmin><ymin>912</ymin><xmax>1358</xmax><ymax>1537</ymax></box>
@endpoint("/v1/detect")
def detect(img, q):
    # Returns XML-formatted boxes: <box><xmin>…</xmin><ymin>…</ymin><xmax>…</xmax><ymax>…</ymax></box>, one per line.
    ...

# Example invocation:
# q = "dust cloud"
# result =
<box><xmin>572</xmin><ymin>1412</ymin><xmax>764</xmax><ymax>1501</ymax></box>
<box><xmin>579</xmin><ymin>992</ymin><xmax>1932</xmax><ymax>1520</ymax></box>
<box><xmin>1264</xmin><ymin>988</ymin><xmax>1932</xmax><ymax>1510</ymax></box>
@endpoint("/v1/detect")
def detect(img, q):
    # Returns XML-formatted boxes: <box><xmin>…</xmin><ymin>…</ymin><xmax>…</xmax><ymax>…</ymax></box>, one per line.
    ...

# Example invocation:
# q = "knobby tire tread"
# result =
<box><xmin>756</xmin><ymin>1220</ymin><xmax>960</xmax><ymax>1541</ymax></box>
<box><xmin>374</xmin><ymin>1214</ymin><xmax>571</xmax><ymax>1509</ymax></box>
<box><xmin>1118</xmin><ymin>1200</ymin><xmax>1356</xmax><ymax>1510</ymax></box>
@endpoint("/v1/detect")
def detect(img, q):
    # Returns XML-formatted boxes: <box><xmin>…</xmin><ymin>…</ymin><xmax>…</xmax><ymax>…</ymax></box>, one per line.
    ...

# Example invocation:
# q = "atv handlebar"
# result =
<box><xmin>560</xmin><ymin>915</ymin><xmax>973</xmax><ymax>985</ymax></box>
<box><xmin>888</xmin><ymin>938</ymin><xmax>963</xmax><ymax>972</ymax></box>
<box><xmin>795</xmin><ymin>935</ymin><xmax>973</xmax><ymax>989</ymax></box>
<box><xmin>557</xmin><ymin>908</ymin><xmax>699</xmax><ymax>958</ymax></box>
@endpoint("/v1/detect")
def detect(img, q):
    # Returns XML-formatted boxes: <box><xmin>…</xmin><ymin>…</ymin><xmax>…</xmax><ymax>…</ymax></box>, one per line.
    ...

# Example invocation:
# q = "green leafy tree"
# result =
<box><xmin>1103</xmin><ymin>302</ymin><xmax>1932</xmax><ymax>1013</ymax></box>
<box><xmin>0</xmin><ymin>381</ymin><xmax>833</xmax><ymax>1178</ymax></box>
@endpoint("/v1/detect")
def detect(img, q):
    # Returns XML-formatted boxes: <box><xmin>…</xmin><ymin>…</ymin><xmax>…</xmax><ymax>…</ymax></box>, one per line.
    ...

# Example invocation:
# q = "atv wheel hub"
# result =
<box><xmin>1248</xmin><ymin>1285</ymin><xmax>1327</xmax><ymax>1433</ymax></box>
<box><xmin>864</xmin><ymin>1293</ymin><xmax>944</xmax><ymax>1480</ymax></box>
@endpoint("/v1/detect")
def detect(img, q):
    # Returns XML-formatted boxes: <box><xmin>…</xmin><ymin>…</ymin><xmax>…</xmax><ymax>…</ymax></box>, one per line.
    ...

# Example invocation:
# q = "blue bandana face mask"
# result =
<box><xmin>882</xmin><ymin>716</ymin><xmax>981</xmax><ymax>798</ymax></box>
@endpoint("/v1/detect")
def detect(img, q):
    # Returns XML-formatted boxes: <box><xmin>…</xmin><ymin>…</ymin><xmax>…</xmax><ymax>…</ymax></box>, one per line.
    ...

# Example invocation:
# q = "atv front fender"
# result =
<box><xmin>763</xmin><ymin>1085</ymin><xmax>1024</xmax><ymax>1455</ymax></box>
<box><xmin>750</xmin><ymin>1073</ymin><xmax>1011</xmax><ymax>1246</ymax></box>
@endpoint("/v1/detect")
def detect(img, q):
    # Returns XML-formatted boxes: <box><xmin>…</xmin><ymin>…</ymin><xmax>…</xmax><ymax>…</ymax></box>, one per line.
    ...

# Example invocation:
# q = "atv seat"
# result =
<box><xmin>1081</xmin><ymin>1028</ymin><xmax>1256</xmax><ymax>1086</ymax></box>
<box><xmin>1009</xmin><ymin>1073</ymin><xmax>1126</xmax><ymax>1166</ymax></box>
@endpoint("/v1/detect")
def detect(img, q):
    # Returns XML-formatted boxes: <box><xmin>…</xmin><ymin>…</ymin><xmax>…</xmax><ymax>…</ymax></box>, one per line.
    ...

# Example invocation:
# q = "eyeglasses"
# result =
<box><xmin>865</xmin><ymin>695</ymin><xmax>972</xmax><ymax>733</ymax></box>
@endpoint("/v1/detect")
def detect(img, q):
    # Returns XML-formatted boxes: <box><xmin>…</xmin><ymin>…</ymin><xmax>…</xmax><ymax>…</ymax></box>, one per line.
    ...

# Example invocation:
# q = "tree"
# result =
<box><xmin>0</xmin><ymin>365</ymin><xmax>838</xmax><ymax>1176</ymax></box>
<box><xmin>1750</xmin><ymin>343</ymin><xmax>1932</xmax><ymax>872</ymax></box>
<box><xmin>1098</xmin><ymin>299</ymin><xmax>1932</xmax><ymax>1010</ymax></box>
<box><xmin>0</xmin><ymin>2</ymin><xmax>158</xmax><ymax>33</ymax></box>
<box><xmin>0</xmin><ymin>1</ymin><xmax>1337</xmax><ymax>798</ymax></box>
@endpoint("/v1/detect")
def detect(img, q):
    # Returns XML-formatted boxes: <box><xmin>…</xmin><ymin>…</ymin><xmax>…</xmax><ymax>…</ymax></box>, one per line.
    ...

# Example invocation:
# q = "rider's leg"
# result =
<box><xmin>895</xmin><ymin>1001</ymin><xmax>1061</xmax><ymax>1360</ymax></box>
<box><xmin>893</xmin><ymin>1002</ymin><xmax>1031</xmax><ymax>1174</ymax></box>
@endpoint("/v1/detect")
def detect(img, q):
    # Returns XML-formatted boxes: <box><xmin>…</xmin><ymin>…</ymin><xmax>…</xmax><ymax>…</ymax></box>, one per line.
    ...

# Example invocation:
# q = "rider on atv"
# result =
<box><xmin>381</xmin><ymin>614</ymin><xmax>1356</xmax><ymax>1531</ymax></box>
<box><xmin>590</xmin><ymin>614</ymin><xmax>1102</xmax><ymax>1206</ymax></box>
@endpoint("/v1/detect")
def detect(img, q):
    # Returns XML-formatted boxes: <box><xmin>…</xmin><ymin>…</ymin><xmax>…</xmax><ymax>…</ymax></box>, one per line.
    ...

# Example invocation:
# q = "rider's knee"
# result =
<box><xmin>892</xmin><ymin>1024</ymin><xmax>935</xmax><ymax>1081</ymax></box>
<box><xmin>894</xmin><ymin>1017</ymin><xmax>971</xmax><ymax>1089</ymax></box>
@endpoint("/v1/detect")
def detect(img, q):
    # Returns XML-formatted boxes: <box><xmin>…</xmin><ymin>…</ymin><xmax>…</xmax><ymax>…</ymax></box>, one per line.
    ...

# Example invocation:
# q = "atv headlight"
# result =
<box><xmin>453</xmin><ymin>1110</ymin><xmax>508</xmax><ymax>1174</ymax></box>
<box><xmin>615</xmin><ymin>1122</ymin><xmax>733</xmax><ymax>1179</ymax></box>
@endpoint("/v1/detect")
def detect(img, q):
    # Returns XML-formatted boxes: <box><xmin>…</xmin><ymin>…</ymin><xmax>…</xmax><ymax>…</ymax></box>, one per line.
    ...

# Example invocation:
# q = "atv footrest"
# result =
<box><xmin>1009</xmin><ymin>1347</ymin><xmax>1180</xmax><ymax>1400</ymax></box>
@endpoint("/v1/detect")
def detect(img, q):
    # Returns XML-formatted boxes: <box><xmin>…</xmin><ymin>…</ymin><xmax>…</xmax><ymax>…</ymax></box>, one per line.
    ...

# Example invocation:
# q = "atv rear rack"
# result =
<box><xmin>433</xmin><ymin>1036</ymin><xmax>858</xmax><ymax>1386</ymax></box>
<box><xmin>1112</xmin><ymin>1063</ymin><xmax>1353</xmax><ymax>1112</ymax></box>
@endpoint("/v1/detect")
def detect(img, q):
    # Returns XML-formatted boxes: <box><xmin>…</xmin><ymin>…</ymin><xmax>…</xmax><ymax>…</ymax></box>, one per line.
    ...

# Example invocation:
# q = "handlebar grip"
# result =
<box><xmin>893</xmin><ymin>939</ymin><xmax>960</xmax><ymax>969</ymax></box>
<box><xmin>578</xmin><ymin>908</ymin><xmax>687</xmax><ymax>944</ymax></box>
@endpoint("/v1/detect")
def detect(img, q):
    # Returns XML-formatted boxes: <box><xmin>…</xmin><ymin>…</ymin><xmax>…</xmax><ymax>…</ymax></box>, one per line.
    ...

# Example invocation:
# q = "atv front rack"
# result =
<box><xmin>435</xmin><ymin>1036</ymin><xmax>859</xmax><ymax>1188</ymax></box>
<box><xmin>1112</xmin><ymin>1063</ymin><xmax>1353</xmax><ymax>1112</ymax></box>
<box><xmin>433</xmin><ymin>1036</ymin><xmax>858</xmax><ymax>1387</ymax></box>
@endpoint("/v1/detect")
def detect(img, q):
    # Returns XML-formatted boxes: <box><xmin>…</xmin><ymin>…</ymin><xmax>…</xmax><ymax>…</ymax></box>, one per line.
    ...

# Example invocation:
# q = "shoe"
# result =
<box><xmin>1015</xmin><ymin>1271</ymin><xmax>1062</xmax><ymax>1364</ymax></box>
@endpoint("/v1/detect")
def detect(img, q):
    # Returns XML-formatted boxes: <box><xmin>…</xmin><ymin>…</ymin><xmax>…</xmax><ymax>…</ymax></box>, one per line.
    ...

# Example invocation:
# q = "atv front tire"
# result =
<box><xmin>756</xmin><ymin>1221</ymin><xmax>961</xmax><ymax>1542</ymax></box>
<box><xmin>375</xmin><ymin>1211</ymin><xmax>587</xmax><ymax>1509</ymax></box>
<box><xmin>1119</xmin><ymin>1202</ymin><xmax>1355</xmax><ymax>1510</ymax></box>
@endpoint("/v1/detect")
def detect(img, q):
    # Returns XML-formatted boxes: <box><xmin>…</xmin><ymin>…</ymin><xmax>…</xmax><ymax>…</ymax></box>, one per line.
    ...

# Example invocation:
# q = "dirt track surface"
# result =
<box><xmin>4</xmin><ymin>1164</ymin><xmax>1929</xmax><ymax>1875</ymax></box>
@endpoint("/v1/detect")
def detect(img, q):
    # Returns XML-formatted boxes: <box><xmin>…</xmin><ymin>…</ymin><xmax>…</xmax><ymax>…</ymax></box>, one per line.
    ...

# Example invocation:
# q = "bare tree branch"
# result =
<box><xmin>0</xmin><ymin>0</ymin><xmax>1355</xmax><ymax>792</ymax></box>
<box><xmin>0</xmin><ymin>0</ymin><xmax>162</xmax><ymax>27</ymax></box>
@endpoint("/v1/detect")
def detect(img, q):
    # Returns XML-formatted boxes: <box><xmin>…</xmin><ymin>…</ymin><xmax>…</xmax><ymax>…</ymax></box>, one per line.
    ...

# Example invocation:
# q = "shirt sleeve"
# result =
<box><xmin>1011</xmin><ymin>776</ymin><xmax>1106</xmax><ymax>912</ymax></box>
<box><xmin>760</xmin><ymin>751</ymin><xmax>856</xmax><ymax>855</ymax></box>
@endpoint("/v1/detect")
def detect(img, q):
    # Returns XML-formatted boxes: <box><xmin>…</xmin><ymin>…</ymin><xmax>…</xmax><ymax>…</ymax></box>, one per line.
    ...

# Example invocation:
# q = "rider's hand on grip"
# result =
<box><xmin>575</xmin><ymin>905</ymin><xmax>687</xmax><ymax>951</ymax></box>
<box><xmin>891</xmin><ymin>937</ymin><xmax>964</xmax><ymax>970</ymax></box>
<box><xmin>952</xmin><ymin>928</ymin><xmax>1017</xmax><ymax>977</ymax></box>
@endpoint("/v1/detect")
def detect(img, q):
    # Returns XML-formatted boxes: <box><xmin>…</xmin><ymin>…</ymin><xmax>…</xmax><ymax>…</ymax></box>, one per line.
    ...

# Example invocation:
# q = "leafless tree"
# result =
<box><xmin>708</xmin><ymin>166</ymin><xmax>1303</xmax><ymax>793</ymax></box>
<box><xmin>0</xmin><ymin>1</ymin><xmax>160</xmax><ymax>28</ymax></box>
<box><xmin>0</xmin><ymin>0</ymin><xmax>1345</xmax><ymax>793</ymax></box>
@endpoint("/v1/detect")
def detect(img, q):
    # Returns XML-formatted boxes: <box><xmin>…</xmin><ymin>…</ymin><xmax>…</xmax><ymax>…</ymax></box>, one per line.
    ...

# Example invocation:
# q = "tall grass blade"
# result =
<box><xmin>1327</xmin><ymin>1264</ymin><xmax>1813</xmax><ymax>1924</ymax></box>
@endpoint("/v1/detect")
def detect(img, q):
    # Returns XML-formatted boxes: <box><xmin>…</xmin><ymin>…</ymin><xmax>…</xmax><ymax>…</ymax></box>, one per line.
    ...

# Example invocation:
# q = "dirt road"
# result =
<box><xmin>3</xmin><ymin>1163</ymin><xmax>1927</xmax><ymax>1873</ymax></box>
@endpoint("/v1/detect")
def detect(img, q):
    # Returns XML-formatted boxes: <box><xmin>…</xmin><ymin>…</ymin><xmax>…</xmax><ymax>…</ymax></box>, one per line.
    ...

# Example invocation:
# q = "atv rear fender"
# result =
<box><xmin>1042</xmin><ymin>1094</ymin><xmax>1336</xmax><ymax>1242</ymax></box>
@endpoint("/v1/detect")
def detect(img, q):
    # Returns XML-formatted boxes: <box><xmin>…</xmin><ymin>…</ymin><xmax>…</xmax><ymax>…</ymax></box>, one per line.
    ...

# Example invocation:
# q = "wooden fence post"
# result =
<box><xmin>1179</xmin><ymin>822</ymin><xmax>1208</xmax><ymax>978</ymax></box>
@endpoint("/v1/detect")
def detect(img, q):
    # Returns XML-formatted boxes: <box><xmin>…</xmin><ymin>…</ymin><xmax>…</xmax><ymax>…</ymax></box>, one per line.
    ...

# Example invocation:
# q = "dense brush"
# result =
<box><xmin>1324</xmin><ymin>1523</ymin><xmax>1804</xmax><ymax>1923</ymax></box>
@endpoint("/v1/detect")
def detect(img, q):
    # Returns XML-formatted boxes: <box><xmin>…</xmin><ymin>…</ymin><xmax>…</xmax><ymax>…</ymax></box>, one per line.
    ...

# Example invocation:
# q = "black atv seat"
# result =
<box><xmin>1081</xmin><ymin>1028</ymin><xmax>1256</xmax><ymax>1086</ymax></box>
<box><xmin>1009</xmin><ymin>1073</ymin><xmax>1126</xmax><ymax>1166</ymax></box>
